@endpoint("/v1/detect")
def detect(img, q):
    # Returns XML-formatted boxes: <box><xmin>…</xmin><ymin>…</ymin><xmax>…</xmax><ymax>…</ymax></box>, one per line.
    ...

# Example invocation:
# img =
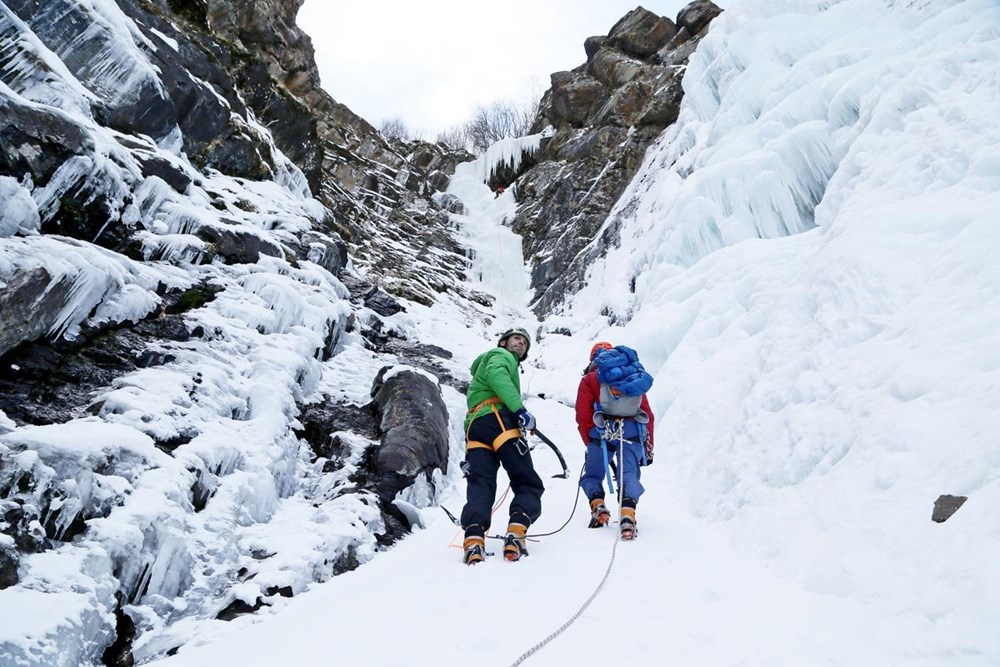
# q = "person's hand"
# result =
<box><xmin>645</xmin><ymin>448</ymin><xmax>654</xmax><ymax>466</ymax></box>
<box><xmin>515</xmin><ymin>408</ymin><xmax>536</xmax><ymax>432</ymax></box>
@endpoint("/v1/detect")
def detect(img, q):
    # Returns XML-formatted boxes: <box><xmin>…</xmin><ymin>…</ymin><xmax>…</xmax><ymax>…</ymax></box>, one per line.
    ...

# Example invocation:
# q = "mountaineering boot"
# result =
<box><xmin>503</xmin><ymin>520</ymin><xmax>529</xmax><ymax>562</ymax></box>
<box><xmin>620</xmin><ymin>498</ymin><xmax>637</xmax><ymax>541</ymax></box>
<box><xmin>463</xmin><ymin>535</ymin><xmax>486</xmax><ymax>565</ymax></box>
<box><xmin>588</xmin><ymin>497</ymin><xmax>611</xmax><ymax>528</ymax></box>
<box><xmin>620</xmin><ymin>515</ymin><xmax>637</xmax><ymax>540</ymax></box>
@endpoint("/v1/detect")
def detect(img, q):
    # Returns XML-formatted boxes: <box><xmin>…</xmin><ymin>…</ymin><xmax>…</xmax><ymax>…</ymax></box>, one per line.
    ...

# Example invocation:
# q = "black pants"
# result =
<box><xmin>460</xmin><ymin>410</ymin><xmax>544</xmax><ymax>536</ymax></box>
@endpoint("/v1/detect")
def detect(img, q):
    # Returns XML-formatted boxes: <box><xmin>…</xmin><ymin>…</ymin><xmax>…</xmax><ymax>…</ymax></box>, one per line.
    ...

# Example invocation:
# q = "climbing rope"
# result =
<box><xmin>448</xmin><ymin>485</ymin><xmax>512</xmax><ymax>549</ymax></box>
<box><xmin>508</xmin><ymin>448</ymin><xmax>626</xmax><ymax>666</ymax></box>
<box><xmin>490</xmin><ymin>461</ymin><xmax>585</xmax><ymax>543</ymax></box>
<box><xmin>509</xmin><ymin>506</ymin><xmax>623</xmax><ymax>666</ymax></box>
<box><xmin>450</xmin><ymin>439</ymin><xmax>580</xmax><ymax>547</ymax></box>
<box><xmin>523</xmin><ymin>462</ymin><xmax>586</xmax><ymax>539</ymax></box>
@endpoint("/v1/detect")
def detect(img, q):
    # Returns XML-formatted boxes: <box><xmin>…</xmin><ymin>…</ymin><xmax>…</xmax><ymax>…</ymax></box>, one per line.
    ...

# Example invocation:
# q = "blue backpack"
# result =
<box><xmin>593</xmin><ymin>346</ymin><xmax>653</xmax><ymax>418</ymax></box>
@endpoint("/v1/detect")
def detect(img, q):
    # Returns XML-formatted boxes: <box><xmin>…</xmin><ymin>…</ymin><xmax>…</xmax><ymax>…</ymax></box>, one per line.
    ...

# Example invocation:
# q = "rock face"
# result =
<box><xmin>0</xmin><ymin>267</ymin><xmax>73</xmax><ymax>359</ymax></box>
<box><xmin>0</xmin><ymin>0</ymin><xmax>466</xmax><ymax>661</ymax></box>
<box><xmin>509</xmin><ymin>2</ymin><xmax>723</xmax><ymax>314</ymax></box>
<box><xmin>0</xmin><ymin>1</ymin><xmax>722</xmax><ymax>661</ymax></box>
<box><xmin>0</xmin><ymin>285</ymin><xmax>212</xmax><ymax>428</ymax></box>
<box><xmin>200</xmin><ymin>0</ymin><xmax>475</xmax><ymax>306</ymax></box>
<box><xmin>0</xmin><ymin>541</ymin><xmax>18</xmax><ymax>589</ymax></box>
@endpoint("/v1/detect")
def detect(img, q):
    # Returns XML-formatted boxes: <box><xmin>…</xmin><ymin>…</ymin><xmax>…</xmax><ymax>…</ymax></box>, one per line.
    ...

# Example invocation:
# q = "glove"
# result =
<box><xmin>515</xmin><ymin>408</ymin><xmax>536</xmax><ymax>432</ymax></box>
<box><xmin>644</xmin><ymin>448</ymin><xmax>654</xmax><ymax>467</ymax></box>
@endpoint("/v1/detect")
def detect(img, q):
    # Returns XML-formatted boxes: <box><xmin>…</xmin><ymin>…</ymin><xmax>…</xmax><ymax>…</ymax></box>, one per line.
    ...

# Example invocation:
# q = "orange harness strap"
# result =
<box><xmin>466</xmin><ymin>397</ymin><xmax>520</xmax><ymax>452</ymax></box>
<box><xmin>467</xmin><ymin>428</ymin><xmax>522</xmax><ymax>452</ymax></box>
<box><xmin>467</xmin><ymin>396</ymin><xmax>502</xmax><ymax>416</ymax></box>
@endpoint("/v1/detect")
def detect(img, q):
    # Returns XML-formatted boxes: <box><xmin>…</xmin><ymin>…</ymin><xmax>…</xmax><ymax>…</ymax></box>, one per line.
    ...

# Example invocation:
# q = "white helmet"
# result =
<box><xmin>497</xmin><ymin>326</ymin><xmax>531</xmax><ymax>360</ymax></box>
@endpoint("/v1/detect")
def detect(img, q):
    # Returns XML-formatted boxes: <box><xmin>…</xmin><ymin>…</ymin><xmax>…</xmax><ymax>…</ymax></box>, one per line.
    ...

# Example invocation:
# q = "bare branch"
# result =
<box><xmin>379</xmin><ymin>117</ymin><xmax>411</xmax><ymax>141</ymax></box>
<box><xmin>464</xmin><ymin>95</ymin><xmax>539</xmax><ymax>154</ymax></box>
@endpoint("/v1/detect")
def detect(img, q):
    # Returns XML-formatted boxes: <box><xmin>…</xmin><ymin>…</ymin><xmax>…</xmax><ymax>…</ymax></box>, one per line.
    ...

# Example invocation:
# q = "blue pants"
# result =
<box><xmin>580</xmin><ymin>439</ymin><xmax>645</xmax><ymax>502</ymax></box>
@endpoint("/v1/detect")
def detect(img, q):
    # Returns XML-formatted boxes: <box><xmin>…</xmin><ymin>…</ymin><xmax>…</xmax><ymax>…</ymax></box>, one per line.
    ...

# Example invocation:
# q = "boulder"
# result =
<box><xmin>677</xmin><ymin>0</ymin><xmax>724</xmax><ymax>35</ymax></box>
<box><xmin>0</xmin><ymin>543</ymin><xmax>18</xmax><ymax>589</ymax></box>
<box><xmin>0</xmin><ymin>266</ymin><xmax>73</xmax><ymax>358</ymax></box>
<box><xmin>589</xmin><ymin>47</ymin><xmax>650</xmax><ymax>88</ymax></box>
<box><xmin>296</xmin><ymin>230</ymin><xmax>349</xmax><ymax>276</ymax></box>
<box><xmin>583</xmin><ymin>35</ymin><xmax>607</xmax><ymax>60</ymax></box>
<box><xmin>932</xmin><ymin>494</ymin><xmax>967</xmax><ymax>523</ymax></box>
<box><xmin>549</xmin><ymin>72</ymin><xmax>608</xmax><ymax>127</ymax></box>
<box><xmin>195</xmin><ymin>224</ymin><xmax>284</xmax><ymax>264</ymax></box>
<box><xmin>607</xmin><ymin>7</ymin><xmax>677</xmax><ymax>57</ymax></box>
<box><xmin>369</xmin><ymin>367</ymin><xmax>448</xmax><ymax>495</ymax></box>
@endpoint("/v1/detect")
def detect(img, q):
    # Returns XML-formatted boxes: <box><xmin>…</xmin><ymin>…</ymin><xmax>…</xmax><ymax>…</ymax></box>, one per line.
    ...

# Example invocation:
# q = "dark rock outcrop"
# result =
<box><xmin>0</xmin><ymin>267</ymin><xmax>74</xmax><ymax>358</ymax></box>
<box><xmin>368</xmin><ymin>366</ymin><xmax>449</xmax><ymax>499</ymax></box>
<box><xmin>511</xmin><ymin>2</ymin><xmax>722</xmax><ymax>314</ymax></box>
<box><xmin>0</xmin><ymin>287</ymin><xmax>209</xmax><ymax>428</ymax></box>
<box><xmin>296</xmin><ymin>401</ymin><xmax>378</xmax><ymax>467</ymax></box>
<box><xmin>295</xmin><ymin>362</ymin><xmax>450</xmax><ymax>554</ymax></box>
<box><xmin>607</xmin><ymin>7</ymin><xmax>678</xmax><ymax>57</ymax></box>
<box><xmin>195</xmin><ymin>224</ymin><xmax>284</xmax><ymax>265</ymax></box>
<box><xmin>932</xmin><ymin>494</ymin><xmax>967</xmax><ymax>523</ymax></box>
<box><xmin>0</xmin><ymin>542</ymin><xmax>18</xmax><ymax>589</ymax></box>
<box><xmin>100</xmin><ymin>592</ymin><xmax>136</xmax><ymax>667</ymax></box>
<box><xmin>0</xmin><ymin>94</ymin><xmax>92</xmax><ymax>182</ymax></box>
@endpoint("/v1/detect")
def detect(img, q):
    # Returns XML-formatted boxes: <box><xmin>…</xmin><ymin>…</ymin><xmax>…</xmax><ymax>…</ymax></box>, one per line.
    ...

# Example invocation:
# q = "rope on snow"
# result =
<box><xmin>509</xmin><ymin>450</ymin><xmax>625</xmax><ymax>666</ymax></box>
<box><xmin>508</xmin><ymin>527</ymin><xmax>622</xmax><ymax>666</ymax></box>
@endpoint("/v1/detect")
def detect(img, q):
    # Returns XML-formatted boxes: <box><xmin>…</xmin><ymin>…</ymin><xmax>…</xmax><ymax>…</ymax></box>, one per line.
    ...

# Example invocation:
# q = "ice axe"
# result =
<box><xmin>530</xmin><ymin>428</ymin><xmax>570</xmax><ymax>479</ymax></box>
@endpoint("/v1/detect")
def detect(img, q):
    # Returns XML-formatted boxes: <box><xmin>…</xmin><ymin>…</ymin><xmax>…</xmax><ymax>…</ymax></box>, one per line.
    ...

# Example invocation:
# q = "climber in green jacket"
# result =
<box><xmin>459</xmin><ymin>326</ymin><xmax>544</xmax><ymax>565</ymax></box>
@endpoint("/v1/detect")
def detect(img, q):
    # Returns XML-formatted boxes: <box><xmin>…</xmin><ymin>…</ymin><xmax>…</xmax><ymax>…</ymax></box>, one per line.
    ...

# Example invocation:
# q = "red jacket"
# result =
<box><xmin>575</xmin><ymin>370</ymin><xmax>654</xmax><ymax>450</ymax></box>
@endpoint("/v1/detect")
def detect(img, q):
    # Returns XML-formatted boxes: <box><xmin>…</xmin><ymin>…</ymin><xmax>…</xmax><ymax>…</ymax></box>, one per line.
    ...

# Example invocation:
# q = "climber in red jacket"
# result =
<box><xmin>575</xmin><ymin>342</ymin><xmax>654</xmax><ymax>539</ymax></box>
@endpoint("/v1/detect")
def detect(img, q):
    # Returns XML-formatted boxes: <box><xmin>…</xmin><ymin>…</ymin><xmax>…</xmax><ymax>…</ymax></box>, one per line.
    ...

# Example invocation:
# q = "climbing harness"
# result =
<box><xmin>466</xmin><ymin>397</ymin><xmax>522</xmax><ymax>453</ymax></box>
<box><xmin>599</xmin><ymin>417</ymin><xmax>627</xmax><ymax>495</ymax></box>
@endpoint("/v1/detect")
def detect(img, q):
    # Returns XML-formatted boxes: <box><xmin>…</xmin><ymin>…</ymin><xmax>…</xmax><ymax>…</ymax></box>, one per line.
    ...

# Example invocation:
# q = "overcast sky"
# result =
<box><xmin>296</xmin><ymin>1</ymin><xmax>723</xmax><ymax>139</ymax></box>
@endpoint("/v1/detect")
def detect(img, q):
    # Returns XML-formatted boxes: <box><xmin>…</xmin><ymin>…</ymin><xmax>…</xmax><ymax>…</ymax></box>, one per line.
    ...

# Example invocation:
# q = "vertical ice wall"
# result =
<box><xmin>446</xmin><ymin>134</ymin><xmax>546</xmax><ymax>310</ymax></box>
<box><xmin>547</xmin><ymin>2</ymin><xmax>1000</xmax><ymax>656</ymax></box>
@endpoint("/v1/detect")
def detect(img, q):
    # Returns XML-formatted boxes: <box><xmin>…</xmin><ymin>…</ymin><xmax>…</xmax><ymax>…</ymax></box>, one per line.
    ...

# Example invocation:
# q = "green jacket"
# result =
<box><xmin>464</xmin><ymin>347</ymin><xmax>523</xmax><ymax>429</ymax></box>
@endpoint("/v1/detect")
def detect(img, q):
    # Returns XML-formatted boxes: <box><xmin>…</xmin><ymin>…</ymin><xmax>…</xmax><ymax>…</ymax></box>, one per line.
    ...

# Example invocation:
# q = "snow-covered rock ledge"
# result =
<box><xmin>0</xmin><ymin>0</ymin><xmax>461</xmax><ymax>662</ymax></box>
